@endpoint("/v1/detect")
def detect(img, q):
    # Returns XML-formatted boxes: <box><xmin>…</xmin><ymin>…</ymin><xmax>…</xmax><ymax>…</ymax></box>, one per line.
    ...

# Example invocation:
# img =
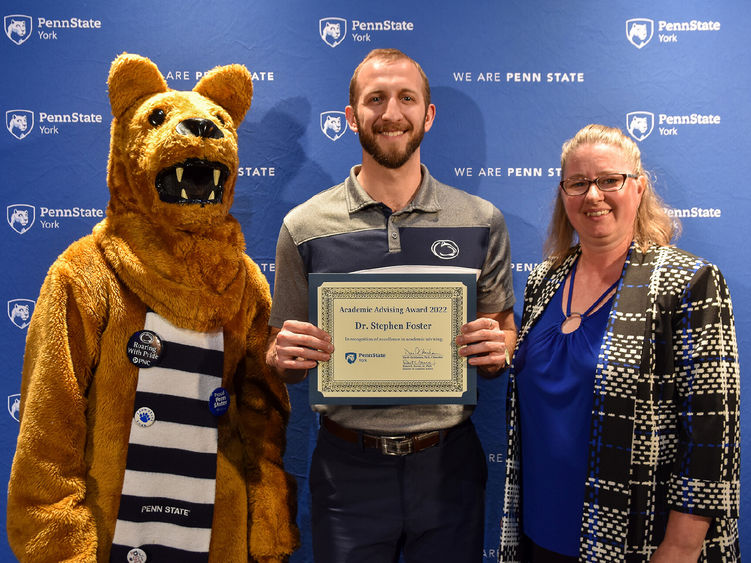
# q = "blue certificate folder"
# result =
<box><xmin>308</xmin><ymin>272</ymin><xmax>477</xmax><ymax>405</ymax></box>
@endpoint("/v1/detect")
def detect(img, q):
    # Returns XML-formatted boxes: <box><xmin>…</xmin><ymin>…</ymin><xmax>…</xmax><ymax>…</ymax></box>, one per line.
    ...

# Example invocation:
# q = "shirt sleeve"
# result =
<box><xmin>269</xmin><ymin>221</ymin><xmax>309</xmax><ymax>327</ymax></box>
<box><xmin>667</xmin><ymin>262</ymin><xmax>740</xmax><ymax>519</ymax></box>
<box><xmin>476</xmin><ymin>205</ymin><xmax>515</xmax><ymax>313</ymax></box>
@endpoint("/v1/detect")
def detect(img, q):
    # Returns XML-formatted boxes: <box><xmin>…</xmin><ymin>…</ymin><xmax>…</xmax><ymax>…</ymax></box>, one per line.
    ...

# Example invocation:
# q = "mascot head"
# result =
<box><xmin>106</xmin><ymin>53</ymin><xmax>253</xmax><ymax>233</ymax></box>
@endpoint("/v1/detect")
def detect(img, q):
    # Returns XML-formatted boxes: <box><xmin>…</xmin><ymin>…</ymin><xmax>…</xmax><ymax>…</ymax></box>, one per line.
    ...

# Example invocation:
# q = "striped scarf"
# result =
<box><xmin>111</xmin><ymin>312</ymin><xmax>224</xmax><ymax>562</ymax></box>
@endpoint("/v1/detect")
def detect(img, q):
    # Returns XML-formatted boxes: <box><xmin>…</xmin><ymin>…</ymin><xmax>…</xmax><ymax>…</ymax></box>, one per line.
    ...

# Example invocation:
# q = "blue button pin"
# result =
<box><xmin>208</xmin><ymin>387</ymin><xmax>230</xmax><ymax>416</ymax></box>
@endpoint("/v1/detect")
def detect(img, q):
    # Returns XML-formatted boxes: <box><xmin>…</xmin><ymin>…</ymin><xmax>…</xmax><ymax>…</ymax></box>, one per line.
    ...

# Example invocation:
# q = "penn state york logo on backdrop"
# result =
<box><xmin>8</xmin><ymin>299</ymin><xmax>35</xmax><ymax>330</ymax></box>
<box><xmin>319</xmin><ymin>17</ymin><xmax>347</xmax><ymax>47</ymax></box>
<box><xmin>6</xmin><ymin>109</ymin><xmax>34</xmax><ymax>140</ymax></box>
<box><xmin>431</xmin><ymin>240</ymin><xmax>460</xmax><ymax>260</ymax></box>
<box><xmin>7</xmin><ymin>204</ymin><xmax>36</xmax><ymax>234</ymax></box>
<box><xmin>320</xmin><ymin>111</ymin><xmax>347</xmax><ymax>141</ymax></box>
<box><xmin>8</xmin><ymin>394</ymin><xmax>21</xmax><ymax>422</ymax></box>
<box><xmin>626</xmin><ymin>18</ymin><xmax>654</xmax><ymax>49</ymax></box>
<box><xmin>4</xmin><ymin>14</ymin><xmax>32</xmax><ymax>45</ymax></box>
<box><xmin>626</xmin><ymin>111</ymin><xmax>655</xmax><ymax>141</ymax></box>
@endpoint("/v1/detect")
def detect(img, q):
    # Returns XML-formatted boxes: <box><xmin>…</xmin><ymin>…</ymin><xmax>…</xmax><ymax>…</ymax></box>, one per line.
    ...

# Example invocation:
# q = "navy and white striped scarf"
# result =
<box><xmin>111</xmin><ymin>312</ymin><xmax>224</xmax><ymax>562</ymax></box>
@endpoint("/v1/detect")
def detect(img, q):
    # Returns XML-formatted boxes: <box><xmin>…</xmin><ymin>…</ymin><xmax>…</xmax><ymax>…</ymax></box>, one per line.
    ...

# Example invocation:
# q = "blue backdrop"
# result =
<box><xmin>1</xmin><ymin>1</ymin><xmax>749</xmax><ymax>561</ymax></box>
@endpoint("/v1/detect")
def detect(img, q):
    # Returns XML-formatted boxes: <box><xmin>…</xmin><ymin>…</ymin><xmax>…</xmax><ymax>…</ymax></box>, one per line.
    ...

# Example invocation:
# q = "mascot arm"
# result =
<box><xmin>7</xmin><ymin>257</ymin><xmax>102</xmax><ymax>562</ymax></box>
<box><xmin>237</xmin><ymin>273</ymin><xmax>299</xmax><ymax>562</ymax></box>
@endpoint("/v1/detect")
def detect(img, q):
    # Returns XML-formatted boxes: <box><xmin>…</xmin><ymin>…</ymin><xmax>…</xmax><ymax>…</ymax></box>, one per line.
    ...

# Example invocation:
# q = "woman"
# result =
<box><xmin>499</xmin><ymin>124</ymin><xmax>740</xmax><ymax>562</ymax></box>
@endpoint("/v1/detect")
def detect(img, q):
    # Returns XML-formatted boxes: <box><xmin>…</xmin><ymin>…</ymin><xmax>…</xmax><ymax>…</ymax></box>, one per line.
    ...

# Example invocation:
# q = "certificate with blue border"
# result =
<box><xmin>308</xmin><ymin>273</ymin><xmax>477</xmax><ymax>405</ymax></box>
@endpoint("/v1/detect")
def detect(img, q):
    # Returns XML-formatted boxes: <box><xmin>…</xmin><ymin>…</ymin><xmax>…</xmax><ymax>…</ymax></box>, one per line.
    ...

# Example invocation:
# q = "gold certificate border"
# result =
<box><xmin>317</xmin><ymin>281</ymin><xmax>467</xmax><ymax>397</ymax></box>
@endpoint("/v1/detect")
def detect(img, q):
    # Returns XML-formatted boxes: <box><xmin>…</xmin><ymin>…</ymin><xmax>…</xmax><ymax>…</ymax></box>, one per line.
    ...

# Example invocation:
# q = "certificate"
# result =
<box><xmin>308</xmin><ymin>273</ymin><xmax>477</xmax><ymax>405</ymax></box>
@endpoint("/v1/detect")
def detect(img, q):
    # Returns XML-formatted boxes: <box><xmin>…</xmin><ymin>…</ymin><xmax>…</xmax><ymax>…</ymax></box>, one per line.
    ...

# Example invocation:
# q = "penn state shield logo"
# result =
<box><xmin>7</xmin><ymin>204</ymin><xmax>36</xmax><ymax>234</ymax></box>
<box><xmin>8</xmin><ymin>394</ymin><xmax>21</xmax><ymax>422</ymax></box>
<box><xmin>626</xmin><ymin>111</ymin><xmax>655</xmax><ymax>141</ymax></box>
<box><xmin>320</xmin><ymin>111</ymin><xmax>347</xmax><ymax>141</ymax></box>
<box><xmin>4</xmin><ymin>15</ymin><xmax>32</xmax><ymax>45</ymax></box>
<box><xmin>626</xmin><ymin>18</ymin><xmax>654</xmax><ymax>49</ymax></box>
<box><xmin>345</xmin><ymin>352</ymin><xmax>357</xmax><ymax>364</ymax></box>
<box><xmin>8</xmin><ymin>299</ymin><xmax>34</xmax><ymax>330</ymax></box>
<box><xmin>6</xmin><ymin>109</ymin><xmax>34</xmax><ymax>140</ymax></box>
<box><xmin>319</xmin><ymin>17</ymin><xmax>347</xmax><ymax>48</ymax></box>
<box><xmin>7</xmin><ymin>204</ymin><xmax>35</xmax><ymax>234</ymax></box>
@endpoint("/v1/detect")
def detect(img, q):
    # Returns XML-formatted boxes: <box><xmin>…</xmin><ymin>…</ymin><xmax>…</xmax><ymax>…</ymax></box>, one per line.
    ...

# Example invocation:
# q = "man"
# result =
<box><xmin>266</xmin><ymin>48</ymin><xmax>516</xmax><ymax>562</ymax></box>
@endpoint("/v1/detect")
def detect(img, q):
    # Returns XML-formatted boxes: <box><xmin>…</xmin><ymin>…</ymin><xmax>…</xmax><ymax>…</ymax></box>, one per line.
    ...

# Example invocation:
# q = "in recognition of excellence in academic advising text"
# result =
<box><xmin>308</xmin><ymin>273</ymin><xmax>477</xmax><ymax>405</ymax></box>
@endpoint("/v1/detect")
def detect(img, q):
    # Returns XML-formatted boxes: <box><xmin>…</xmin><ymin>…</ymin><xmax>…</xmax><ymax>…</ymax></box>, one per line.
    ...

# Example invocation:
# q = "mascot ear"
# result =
<box><xmin>108</xmin><ymin>53</ymin><xmax>169</xmax><ymax>118</ymax></box>
<box><xmin>194</xmin><ymin>65</ymin><xmax>253</xmax><ymax>125</ymax></box>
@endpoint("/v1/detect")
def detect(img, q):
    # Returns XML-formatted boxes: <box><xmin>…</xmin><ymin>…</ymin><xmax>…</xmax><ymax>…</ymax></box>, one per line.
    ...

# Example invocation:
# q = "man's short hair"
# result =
<box><xmin>348</xmin><ymin>48</ymin><xmax>431</xmax><ymax>109</ymax></box>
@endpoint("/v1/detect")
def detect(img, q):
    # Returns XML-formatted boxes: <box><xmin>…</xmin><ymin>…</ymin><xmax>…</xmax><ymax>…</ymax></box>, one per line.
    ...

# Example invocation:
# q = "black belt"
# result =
<box><xmin>321</xmin><ymin>416</ymin><xmax>457</xmax><ymax>456</ymax></box>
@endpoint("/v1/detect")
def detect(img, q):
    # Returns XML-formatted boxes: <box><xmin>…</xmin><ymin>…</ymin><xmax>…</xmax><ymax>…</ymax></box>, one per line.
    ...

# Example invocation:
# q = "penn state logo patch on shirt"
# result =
<box><xmin>430</xmin><ymin>239</ymin><xmax>460</xmax><ymax>260</ymax></box>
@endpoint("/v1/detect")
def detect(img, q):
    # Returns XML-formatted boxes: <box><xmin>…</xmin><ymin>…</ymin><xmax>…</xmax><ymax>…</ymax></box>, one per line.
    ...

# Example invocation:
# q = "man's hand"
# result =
<box><xmin>456</xmin><ymin>309</ymin><xmax>516</xmax><ymax>377</ymax></box>
<box><xmin>266</xmin><ymin>320</ymin><xmax>334</xmax><ymax>383</ymax></box>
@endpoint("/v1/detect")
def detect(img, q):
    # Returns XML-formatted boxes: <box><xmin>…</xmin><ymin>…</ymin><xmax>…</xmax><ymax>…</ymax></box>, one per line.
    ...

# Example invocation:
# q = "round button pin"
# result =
<box><xmin>134</xmin><ymin>407</ymin><xmax>156</xmax><ymax>427</ymax></box>
<box><xmin>126</xmin><ymin>330</ymin><xmax>163</xmax><ymax>368</ymax></box>
<box><xmin>127</xmin><ymin>547</ymin><xmax>147</xmax><ymax>562</ymax></box>
<box><xmin>208</xmin><ymin>387</ymin><xmax>230</xmax><ymax>416</ymax></box>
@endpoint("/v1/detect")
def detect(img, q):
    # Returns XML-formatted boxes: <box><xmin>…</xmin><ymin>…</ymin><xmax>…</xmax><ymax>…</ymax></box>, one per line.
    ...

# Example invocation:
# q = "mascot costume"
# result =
<box><xmin>7</xmin><ymin>53</ymin><xmax>298</xmax><ymax>562</ymax></box>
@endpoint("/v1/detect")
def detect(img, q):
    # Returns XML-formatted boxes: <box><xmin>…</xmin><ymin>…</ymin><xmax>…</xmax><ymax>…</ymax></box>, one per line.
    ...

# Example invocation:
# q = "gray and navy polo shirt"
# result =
<box><xmin>270</xmin><ymin>164</ymin><xmax>515</xmax><ymax>433</ymax></box>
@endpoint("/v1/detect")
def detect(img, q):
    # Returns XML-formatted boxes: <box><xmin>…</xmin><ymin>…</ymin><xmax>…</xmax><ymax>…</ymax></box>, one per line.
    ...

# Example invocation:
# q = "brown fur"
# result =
<box><xmin>7</xmin><ymin>54</ymin><xmax>298</xmax><ymax>562</ymax></box>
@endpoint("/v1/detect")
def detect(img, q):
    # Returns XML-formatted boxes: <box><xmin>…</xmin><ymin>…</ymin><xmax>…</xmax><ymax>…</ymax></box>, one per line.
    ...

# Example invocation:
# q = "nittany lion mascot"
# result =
<box><xmin>7</xmin><ymin>53</ymin><xmax>298</xmax><ymax>562</ymax></box>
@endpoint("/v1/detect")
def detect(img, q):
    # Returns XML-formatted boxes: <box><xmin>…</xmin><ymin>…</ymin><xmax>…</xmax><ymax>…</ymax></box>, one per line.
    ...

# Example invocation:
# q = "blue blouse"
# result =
<box><xmin>515</xmin><ymin>279</ymin><xmax>613</xmax><ymax>556</ymax></box>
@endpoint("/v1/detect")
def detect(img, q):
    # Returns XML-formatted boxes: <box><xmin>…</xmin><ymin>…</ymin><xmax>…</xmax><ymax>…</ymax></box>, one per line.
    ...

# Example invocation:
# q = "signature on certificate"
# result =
<box><xmin>402</xmin><ymin>346</ymin><xmax>443</xmax><ymax>359</ymax></box>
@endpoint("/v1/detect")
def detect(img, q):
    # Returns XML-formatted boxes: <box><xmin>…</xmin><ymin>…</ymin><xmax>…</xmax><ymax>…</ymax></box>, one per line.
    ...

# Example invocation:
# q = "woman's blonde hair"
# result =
<box><xmin>544</xmin><ymin>123</ymin><xmax>679</xmax><ymax>265</ymax></box>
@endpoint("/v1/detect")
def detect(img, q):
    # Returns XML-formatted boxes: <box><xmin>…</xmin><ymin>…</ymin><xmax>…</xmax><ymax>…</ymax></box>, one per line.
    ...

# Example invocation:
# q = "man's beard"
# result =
<box><xmin>355</xmin><ymin>114</ymin><xmax>425</xmax><ymax>169</ymax></box>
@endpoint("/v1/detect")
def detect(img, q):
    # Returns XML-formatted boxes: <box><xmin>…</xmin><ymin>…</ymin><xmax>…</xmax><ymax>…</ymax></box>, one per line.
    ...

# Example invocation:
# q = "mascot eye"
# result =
<box><xmin>148</xmin><ymin>108</ymin><xmax>166</xmax><ymax>127</ymax></box>
<box><xmin>216</xmin><ymin>114</ymin><xmax>226</xmax><ymax>126</ymax></box>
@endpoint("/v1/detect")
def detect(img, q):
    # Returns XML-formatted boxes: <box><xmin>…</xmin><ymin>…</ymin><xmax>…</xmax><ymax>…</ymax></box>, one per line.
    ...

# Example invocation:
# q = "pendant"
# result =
<box><xmin>561</xmin><ymin>312</ymin><xmax>582</xmax><ymax>334</ymax></box>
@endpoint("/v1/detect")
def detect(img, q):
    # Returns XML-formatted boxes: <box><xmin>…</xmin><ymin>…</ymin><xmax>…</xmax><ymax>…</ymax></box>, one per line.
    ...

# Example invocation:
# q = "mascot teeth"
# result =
<box><xmin>155</xmin><ymin>158</ymin><xmax>229</xmax><ymax>205</ymax></box>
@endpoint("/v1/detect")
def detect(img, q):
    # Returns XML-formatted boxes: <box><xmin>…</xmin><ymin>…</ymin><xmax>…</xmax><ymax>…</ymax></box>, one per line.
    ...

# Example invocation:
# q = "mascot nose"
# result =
<box><xmin>176</xmin><ymin>118</ymin><xmax>224</xmax><ymax>139</ymax></box>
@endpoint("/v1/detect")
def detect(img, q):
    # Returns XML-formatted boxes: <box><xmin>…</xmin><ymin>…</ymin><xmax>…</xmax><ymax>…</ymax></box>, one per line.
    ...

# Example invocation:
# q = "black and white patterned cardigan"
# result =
<box><xmin>499</xmin><ymin>243</ymin><xmax>740</xmax><ymax>562</ymax></box>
